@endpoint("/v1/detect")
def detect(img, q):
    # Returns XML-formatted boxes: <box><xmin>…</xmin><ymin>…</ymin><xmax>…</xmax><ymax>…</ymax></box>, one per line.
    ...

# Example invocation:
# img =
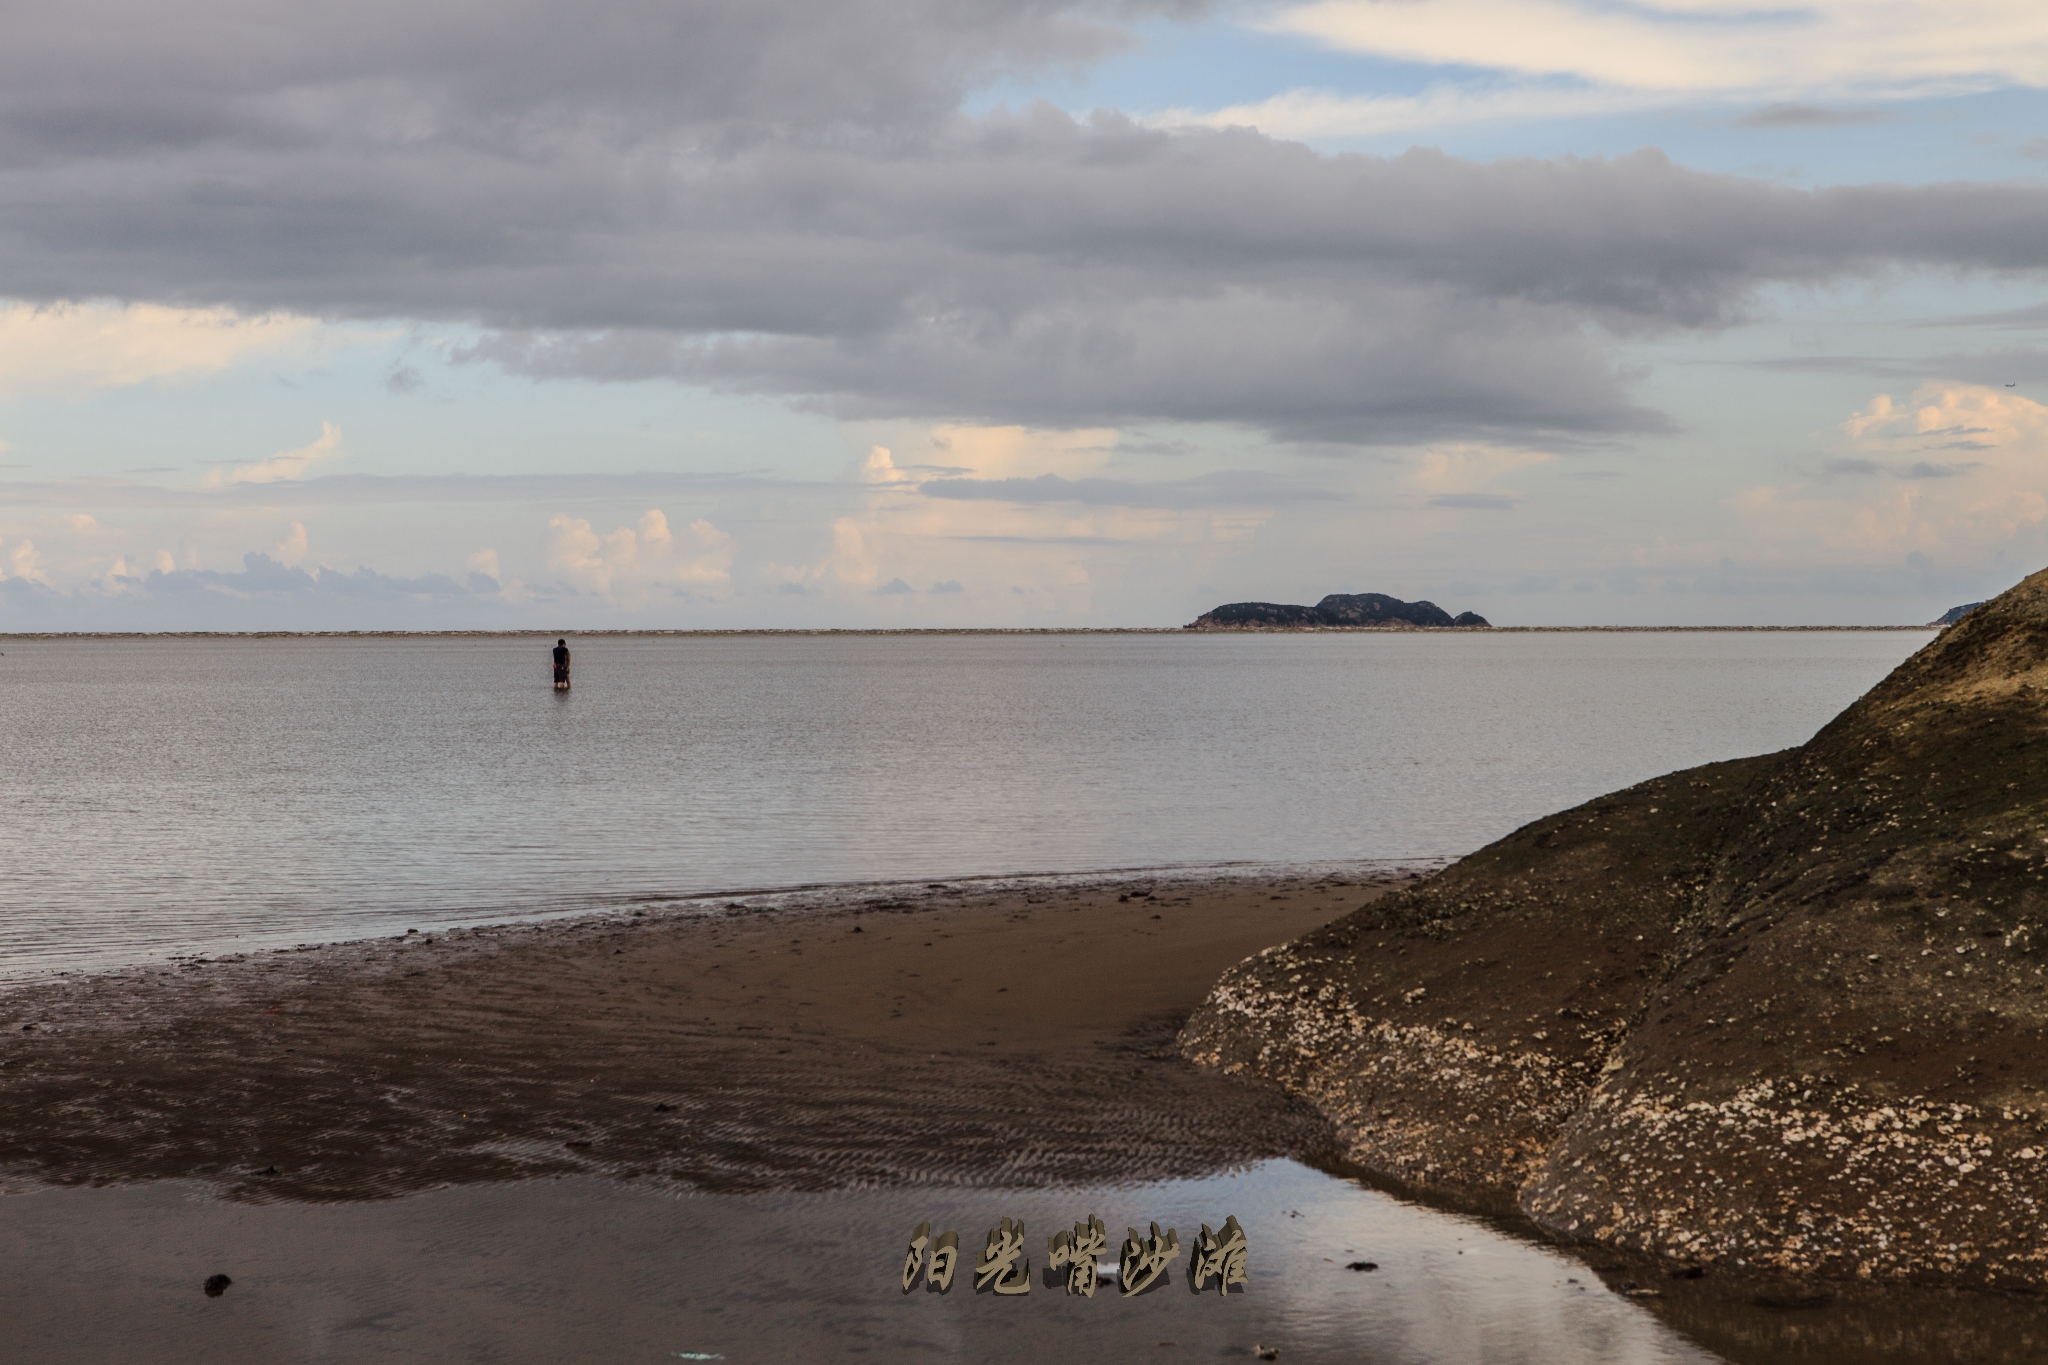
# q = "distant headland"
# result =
<box><xmin>1187</xmin><ymin>592</ymin><xmax>1490</xmax><ymax>630</ymax></box>
<box><xmin>1931</xmin><ymin>600</ymin><xmax>1985</xmax><ymax>627</ymax></box>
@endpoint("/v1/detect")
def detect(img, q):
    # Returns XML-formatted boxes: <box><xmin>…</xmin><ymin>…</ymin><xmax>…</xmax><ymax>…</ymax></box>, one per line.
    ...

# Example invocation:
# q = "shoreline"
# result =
<box><xmin>0</xmin><ymin>625</ymin><xmax>1940</xmax><ymax>640</ymax></box>
<box><xmin>0</xmin><ymin>858</ymin><xmax>1440</xmax><ymax>986</ymax></box>
<box><xmin>0</xmin><ymin>869</ymin><xmax>1412</xmax><ymax>1203</ymax></box>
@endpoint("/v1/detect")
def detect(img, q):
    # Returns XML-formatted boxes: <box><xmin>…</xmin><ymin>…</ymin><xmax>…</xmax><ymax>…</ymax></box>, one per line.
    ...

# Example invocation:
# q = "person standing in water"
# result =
<box><xmin>552</xmin><ymin>637</ymin><xmax>571</xmax><ymax>691</ymax></box>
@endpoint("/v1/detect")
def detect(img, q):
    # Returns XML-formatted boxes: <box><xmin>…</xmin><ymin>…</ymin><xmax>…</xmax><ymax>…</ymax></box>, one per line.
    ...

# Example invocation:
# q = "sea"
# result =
<box><xmin>0</xmin><ymin>629</ymin><xmax>1928</xmax><ymax>980</ymax></box>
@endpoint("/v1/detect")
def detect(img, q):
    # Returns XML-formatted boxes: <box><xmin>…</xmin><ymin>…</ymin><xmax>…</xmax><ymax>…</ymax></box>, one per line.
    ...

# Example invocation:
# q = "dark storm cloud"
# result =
<box><xmin>8</xmin><ymin>1</ymin><xmax>2048</xmax><ymax>444</ymax></box>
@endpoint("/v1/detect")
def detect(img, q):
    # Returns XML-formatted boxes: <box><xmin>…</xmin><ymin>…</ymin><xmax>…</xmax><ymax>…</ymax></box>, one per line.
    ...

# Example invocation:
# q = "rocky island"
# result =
<box><xmin>1188</xmin><ymin>592</ymin><xmax>1490</xmax><ymax>629</ymax></box>
<box><xmin>1182</xmin><ymin>568</ymin><xmax>2048</xmax><ymax>1289</ymax></box>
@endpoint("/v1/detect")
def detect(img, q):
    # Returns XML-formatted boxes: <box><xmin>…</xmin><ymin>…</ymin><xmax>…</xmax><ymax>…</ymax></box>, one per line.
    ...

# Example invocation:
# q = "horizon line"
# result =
<box><xmin>0</xmin><ymin>625</ymin><xmax>1943</xmax><ymax>640</ymax></box>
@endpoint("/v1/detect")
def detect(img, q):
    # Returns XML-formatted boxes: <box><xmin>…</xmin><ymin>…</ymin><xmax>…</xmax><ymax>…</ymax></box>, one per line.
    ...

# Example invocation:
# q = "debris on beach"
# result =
<box><xmin>203</xmin><ymin>1273</ymin><xmax>231</xmax><ymax>1297</ymax></box>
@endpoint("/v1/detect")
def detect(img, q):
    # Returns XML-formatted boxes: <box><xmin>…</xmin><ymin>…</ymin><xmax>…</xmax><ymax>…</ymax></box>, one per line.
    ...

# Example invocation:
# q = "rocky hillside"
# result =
<box><xmin>1182</xmin><ymin>567</ymin><xmax>2048</xmax><ymax>1289</ymax></box>
<box><xmin>1189</xmin><ymin>592</ymin><xmax>1490</xmax><ymax>629</ymax></box>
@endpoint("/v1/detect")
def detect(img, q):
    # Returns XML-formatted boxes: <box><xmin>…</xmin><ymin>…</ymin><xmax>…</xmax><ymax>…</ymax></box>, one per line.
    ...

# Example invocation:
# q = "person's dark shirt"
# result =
<box><xmin>552</xmin><ymin>644</ymin><xmax>570</xmax><ymax>669</ymax></box>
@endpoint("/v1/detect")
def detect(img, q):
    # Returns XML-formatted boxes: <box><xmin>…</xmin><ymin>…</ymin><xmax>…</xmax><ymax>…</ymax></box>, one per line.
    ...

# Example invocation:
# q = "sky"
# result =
<box><xmin>4</xmin><ymin>0</ymin><xmax>2048</xmax><ymax>629</ymax></box>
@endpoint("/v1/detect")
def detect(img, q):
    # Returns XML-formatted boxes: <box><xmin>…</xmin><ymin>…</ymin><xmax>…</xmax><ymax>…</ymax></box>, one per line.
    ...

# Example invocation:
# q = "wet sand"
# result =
<box><xmin>0</xmin><ymin>871</ymin><xmax>1403</xmax><ymax>1201</ymax></box>
<box><xmin>15</xmin><ymin>869</ymin><xmax>2048</xmax><ymax>1364</ymax></box>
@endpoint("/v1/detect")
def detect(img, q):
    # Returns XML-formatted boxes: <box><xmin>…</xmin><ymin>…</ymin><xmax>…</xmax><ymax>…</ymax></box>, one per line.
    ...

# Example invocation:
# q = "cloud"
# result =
<box><xmin>543</xmin><ymin>508</ymin><xmax>735</xmax><ymax>602</ymax></box>
<box><xmin>921</xmin><ymin>425</ymin><xmax>1117</xmax><ymax>480</ymax></box>
<box><xmin>853</xmin><ymin>445</ymin><xmax>913</xmax><ymax>485</ymax></box>
<box><xmin>7</xmin><ymin>2</ymin><xmax>2048</xmax><ymax>452</ymax></box>
<box><xmin>918</xmin><ymin>469</ymin><xmax>1320</xmax><ymax>508</ymax></box>
<box><xmin>205</xmin><ymin>422</ymin><xmax>344</xmax><ymax>487</ymax></box>
<box><xmin>270</xmin><ymin>521</ymin><xmax>309</xmax><ymax>566</ymax></box>
<box><xmin>786</xmin><ymin>422</ymin><xmax>1278</xmax><ymax>616</ymax></box>
<box><xmin>431</xmin><ymin>135</ymin><xmax>2048</xmax><ymax>442</ymax></box>
<box><xmin>138</xmin><ymin>552</ymin><xmax>474</xmax><ymax>601</ymax></box>
<box><xmin>0</xmin><ymin>468</ymin><xmax>789</xmax><ymax>509</ymax></box>
<box><xmin>1733</xmin><ymin>103</ymin><xmax>1886</xmax><ymax>129</ymax></box>
<box><xmin>1148</xmin><ymin>83</ymin><xmax>1640</xmax><ymax>140</ymax></box>
<box><xmin>1910</xmin><ymin>302</ymin><xmax>2048</xmax><ymax>329</ymax></box>
<box><xmin>1268</xmin><ymin>0</ymin><xmax>2048</xmax><ymax>101</ymax></box>
<box><xmin>1407</xmin><ymin>443</ymin><xmax>1553</xmax><ymax>508</ymax></box>
<box><xmin>1162</xmin><ymin>2</ymin><xmax>2038</xmax><ymax>138</ymax></box>
<box><xmin>0</xmin><ymin>300</ymin><xmax>316</xmax><ymax>394</ymax></box>
<box><xmin>2</xmin><ymin>536</ymin><xmax>46</xmax><ymax>583</ymax></box>
<box><xmin>1152</xmin><ymin>91</ymin><xmax>1880</xmax><ymax>141</ymax></box>
<box><xmin>1728</xmin><ymin>384</ymin><xmax>2048</xmax><ymax>564</ymax></box>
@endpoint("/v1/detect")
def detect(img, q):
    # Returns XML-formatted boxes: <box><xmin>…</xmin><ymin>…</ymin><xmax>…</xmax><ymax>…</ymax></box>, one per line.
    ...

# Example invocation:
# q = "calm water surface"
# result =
<box><xmin>2</xmin><ymin>1161</ymin><xmax>1721</xmax><ymax>1365</ymax></box>
<box><xmin>0</xmin><ymin>631</ymin><xmax>1927</xmax><ymax>977</ymax></box>
<box><xmin>12</xmin><ymin>1158</ymin><xmax>2038</xmax><ymax>1364</ymax></box>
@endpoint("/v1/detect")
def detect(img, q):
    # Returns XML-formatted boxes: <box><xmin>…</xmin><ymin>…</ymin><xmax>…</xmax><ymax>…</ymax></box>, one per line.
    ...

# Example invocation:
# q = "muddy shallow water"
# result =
<box><xmin>3</xmin><ymin>1161</ymin><xmax>1703</xmax><ymax>1365</ymax></box>
<box><xmin>7</xmin><ymin>1159</ymin><xmax>2044</xmax><ymax>1365</ymax></box>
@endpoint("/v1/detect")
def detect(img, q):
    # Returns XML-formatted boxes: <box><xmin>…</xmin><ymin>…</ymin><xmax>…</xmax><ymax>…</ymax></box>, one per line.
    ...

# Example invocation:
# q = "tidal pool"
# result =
<box><xmin>16</xmin><ymin>1155</ymin><xmax>2039</xmax><ymax>1365</ymax></box>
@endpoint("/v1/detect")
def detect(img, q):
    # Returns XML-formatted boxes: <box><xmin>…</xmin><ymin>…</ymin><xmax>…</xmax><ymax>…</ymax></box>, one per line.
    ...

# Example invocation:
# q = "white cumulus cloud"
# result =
<box><xmin>1161</xmin><ymin>0</ymin><xmax>2048</xmax><ymax>138</ymax></box>
<box><xmin>544</xmin><ymin>509</ymin><xmax>735</xmax><ymax>603</ymax></box>
<box><xmin>1729</xmin><ymin>384</ymin><xmax>2048</xmax><ymax>564</ymax></box>
<box><xmin>206</xmin><ymin>423</ymin><xmax>345</xmax><ymax>487</ymax></box>
<box><xmin>1276</xmin><ymin>0</ymin><xmax>2048</xmax><ymax>97</ymax></box>
<box><xmin>0</xmin><ymin>300</ymin><xmax>318</xmax><ymax>395</ymax></box>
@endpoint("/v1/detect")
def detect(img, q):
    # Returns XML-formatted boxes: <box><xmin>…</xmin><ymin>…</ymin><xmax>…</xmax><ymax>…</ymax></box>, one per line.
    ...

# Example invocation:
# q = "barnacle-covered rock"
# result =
<box><xmin>1184</xmin><ymin>566</ymin><xmax>2048</xmax><ymax>1289</ymax></box>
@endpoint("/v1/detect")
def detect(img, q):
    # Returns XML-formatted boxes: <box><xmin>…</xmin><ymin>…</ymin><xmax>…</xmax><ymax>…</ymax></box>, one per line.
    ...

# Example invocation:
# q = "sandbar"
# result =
<box><xmin>0</xmin><ymin>871</ymin><xmax>1404</xmax><ymax>1200</ymax></box>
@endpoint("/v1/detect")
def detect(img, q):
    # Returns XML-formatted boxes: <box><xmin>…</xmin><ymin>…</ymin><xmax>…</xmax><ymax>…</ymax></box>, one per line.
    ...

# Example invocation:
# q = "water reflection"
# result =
<box><xmin>0</xmin><ymin>1162</ymin><xmax>1712</xmax><ymax>1364</ymax></box>
<box><xmin>8</xmin><ymin>1158</ymin><xmax>2037</xmax><ymax>1363</ymax></box>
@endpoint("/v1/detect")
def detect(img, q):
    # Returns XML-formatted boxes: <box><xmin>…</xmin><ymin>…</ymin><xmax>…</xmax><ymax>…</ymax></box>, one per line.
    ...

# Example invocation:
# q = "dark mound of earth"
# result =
<box><xmin>1189</xmin><ymin>592</ymin><xmax>1490</xmax><ymax>629</ymax></box>
<box><xmin>1182</xmin><ymin>566</ymin><xmax>2048</xmax><ymax>1290</ymax></box>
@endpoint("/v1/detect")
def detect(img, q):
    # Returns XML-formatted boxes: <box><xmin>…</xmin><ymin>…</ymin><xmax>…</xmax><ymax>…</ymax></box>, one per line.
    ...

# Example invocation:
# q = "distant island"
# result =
<box><xmin>1931</xmin><ymin>601</ymin><xmax>1985</xmax><ymax>627</ymax></box>
<box><xmin>1187</xmin><ymin>592</ymin><xmax>1490</xmax><ymax>630</ymax></box>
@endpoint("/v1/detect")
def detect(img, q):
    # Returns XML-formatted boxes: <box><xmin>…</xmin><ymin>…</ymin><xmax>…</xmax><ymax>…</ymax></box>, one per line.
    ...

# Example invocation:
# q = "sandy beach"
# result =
<box><xmin>0</xmin><ymin>870</ymin><xmax>1406</xmax><ymax>1202</ymax></box>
